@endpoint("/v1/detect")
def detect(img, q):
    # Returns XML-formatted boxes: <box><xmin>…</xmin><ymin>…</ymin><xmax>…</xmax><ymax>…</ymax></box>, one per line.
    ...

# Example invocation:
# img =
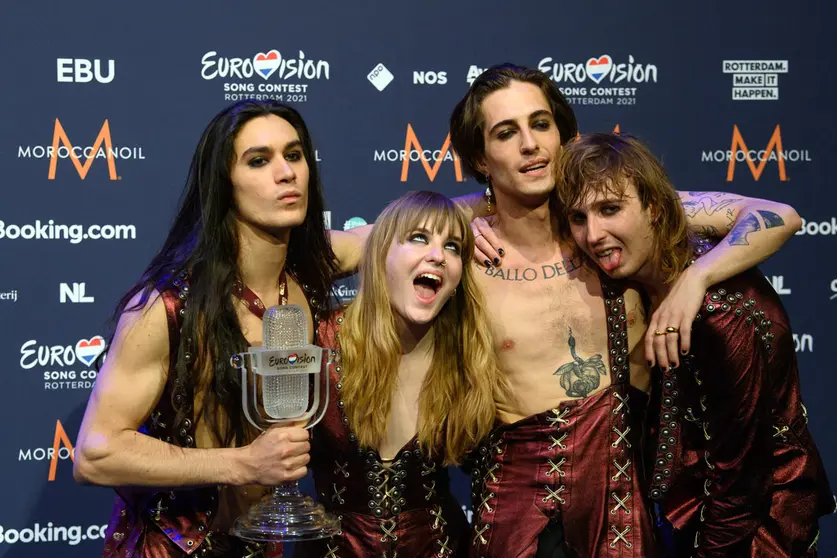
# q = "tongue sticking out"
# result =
<box><xmin>599</xmin><ymin>249</ymin><xmax>622</xmax><ymax>272</ymax></box>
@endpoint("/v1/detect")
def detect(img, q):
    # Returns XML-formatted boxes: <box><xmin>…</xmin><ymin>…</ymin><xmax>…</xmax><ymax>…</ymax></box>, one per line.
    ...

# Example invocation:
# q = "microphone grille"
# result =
<box><xmin>263</xmin><ymin>304</ymin><xmax>308</xmax><ymax>350</ymax></box>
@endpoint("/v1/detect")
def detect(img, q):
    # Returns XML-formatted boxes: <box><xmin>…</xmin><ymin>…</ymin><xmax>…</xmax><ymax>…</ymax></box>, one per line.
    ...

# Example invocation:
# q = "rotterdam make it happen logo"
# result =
<box><xmin>721</xmin><ymin>60</ymin><xmax>787</xmax><ymax>101</ymax></box>
<box><xmin>17</xmin><ymin>119</ymin><xmax>145</xmax><ymax>180</ymax></box>
<box><xmin>20</xmin><ymin>335</ymin><xmax>105</xmax><ymax>391</ymax></box>
<box><xmin>18</xmin><ymin>419</ymin><xmax>75</xmax><ymax>482</ymax></box>
<box><xmin>701</xmin><ymin>125</ymin><xmax>810</xmax><ymax>181</ymax></box>
<box><xmin>374</xmin><ymin>124</ymin><xmax>465</xmax><ymax>183</ymax></box>
<box><xmin>201</xmin><ymin>48</ymin><xmax>330</xmax><ymax>103</ymax></box>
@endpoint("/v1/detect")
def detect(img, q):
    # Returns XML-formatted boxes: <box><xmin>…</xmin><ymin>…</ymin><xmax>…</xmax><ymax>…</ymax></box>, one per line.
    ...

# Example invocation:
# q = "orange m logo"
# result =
<box><xmin>727</xmin><ymin>125</ymin><xmax>787</xmax><ymax>182</ymax></box>
<box><xmin>48</xmin><ymin>419</ymin><xmax>74</xmax><ymax>481</ymax></box>
<box><xmin>48</xmin><ymin>119</ymin><xmax>118</xmax><ymax>180</ymax></box>
<box><xmin>401</xmin><ymin>124</ymin><xmax>464</xmax><ymax>182</ymax></box>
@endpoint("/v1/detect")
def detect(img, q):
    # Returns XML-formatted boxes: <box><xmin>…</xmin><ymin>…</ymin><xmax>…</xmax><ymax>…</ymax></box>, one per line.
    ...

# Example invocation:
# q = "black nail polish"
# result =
<box><xmin>647</xmin><ymin>360</ymin><xmax>653</xmax><ymax>367</ymax></box>
<box><xmin>670</xmin><ymin>362</ymin><xmax>677</xmax><ymax>369</ymax></box>
<box><xmin>681</xmin><ymin>349</ymin><xmax>688</xmax><ymax>355</ymax></box>
<box><xmin>484</xmin><ymin>259</ymin><xmax>491</xmax><ymax>267</ymax></box>
<box><xmin>498</xmin><ymin>248</ymin><xmax>505</xmax><ymax>256</ymax></box>
<box><xmin>493</xmin><ymin>258</ymin><xmax>501</xmax><ymax>265</ymax></box>
<box><xmin>659</xmin><ymin>366</ymin><xmax>667</xmax><ymax>372</ymax></box>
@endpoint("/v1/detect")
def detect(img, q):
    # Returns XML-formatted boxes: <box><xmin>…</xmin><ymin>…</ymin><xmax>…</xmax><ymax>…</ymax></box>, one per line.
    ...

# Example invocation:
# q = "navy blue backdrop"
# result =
<box><xmin>1</xmin><ymin>2</ymin><xmax>835</xmax><ymax>555</ymax></box>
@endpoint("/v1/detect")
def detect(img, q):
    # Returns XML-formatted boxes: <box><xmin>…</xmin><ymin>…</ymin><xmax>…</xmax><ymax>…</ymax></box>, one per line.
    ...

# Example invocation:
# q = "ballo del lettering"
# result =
<box><xmin>483</xmin><ymin>258</ymin><xmax>583</xmax><ymax>281</ymax></box>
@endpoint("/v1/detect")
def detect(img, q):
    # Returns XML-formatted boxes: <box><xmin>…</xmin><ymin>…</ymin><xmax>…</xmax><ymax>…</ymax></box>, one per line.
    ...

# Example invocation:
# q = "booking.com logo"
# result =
<box><xmin>0</xmin><ymin>522</ymin><xmax>107</xmax><ymax>546</ymax></box>
<box><xmin>0</xmin><ymin>220</ymin><xmax>136</xmax><ymax>244</ymax></box>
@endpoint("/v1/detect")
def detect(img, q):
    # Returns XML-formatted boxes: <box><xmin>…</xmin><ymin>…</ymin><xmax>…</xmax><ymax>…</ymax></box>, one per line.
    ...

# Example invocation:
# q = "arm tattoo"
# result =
<box><xmin>681</xmin><ymin>194</ymin><xmax>742</xmax><ymax>218</ymax></box>
<box><xmin>757</xmin><ymin>210</ymin><xmax>785</xmax><ymax>229</ymax></box>
<box><xmin>553</xmin><ymin>327</ymin><xmax>606</xmax><ymax>398</ymax></box>
<box><xmin>728</xmin><ymin>212</ymin><xmax>761</xmax><ymax>246</ymax></box>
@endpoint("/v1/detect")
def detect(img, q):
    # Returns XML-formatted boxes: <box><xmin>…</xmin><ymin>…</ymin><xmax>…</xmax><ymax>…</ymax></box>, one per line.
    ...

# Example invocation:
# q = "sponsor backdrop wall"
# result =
<box><xmin>1</xmin><ymin>2</ymin><xmax>835</xmax><ymax>556</ymax></box>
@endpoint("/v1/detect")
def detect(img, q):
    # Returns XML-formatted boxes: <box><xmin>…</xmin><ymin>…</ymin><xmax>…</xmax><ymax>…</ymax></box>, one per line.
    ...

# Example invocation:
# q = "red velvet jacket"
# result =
<box><xmin>647</xmin><ymin>262</ymin><xmax>834</xmax><ymax>557</ymax></box>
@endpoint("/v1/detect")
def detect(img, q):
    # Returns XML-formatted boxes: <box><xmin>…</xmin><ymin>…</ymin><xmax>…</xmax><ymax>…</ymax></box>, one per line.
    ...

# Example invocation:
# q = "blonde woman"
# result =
<box><xmin>298</xmin><ymin>191</ymin><xmax>501</xmax><ymax>558</ymax></box>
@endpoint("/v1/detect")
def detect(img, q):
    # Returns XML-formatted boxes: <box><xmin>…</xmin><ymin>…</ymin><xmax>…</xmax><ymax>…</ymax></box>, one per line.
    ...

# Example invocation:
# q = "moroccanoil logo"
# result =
<box><xmin>374</xmin><ymin>124</ymin><xmax>465</xmax><ymax>183</ymax></box>
<box><xmin>17</xmin><ymin>419</ymin><xmax>74</xmax><ymax>481</ymax></box>
<box><xmin>16</xmin><ymin>119</ymin><xmax>146</xmax><ymax>180</ymax></box>
<box><xmin>701</xmin><ymin>125</ymin><xmax>811</xmax><ymax>182</ymax></box>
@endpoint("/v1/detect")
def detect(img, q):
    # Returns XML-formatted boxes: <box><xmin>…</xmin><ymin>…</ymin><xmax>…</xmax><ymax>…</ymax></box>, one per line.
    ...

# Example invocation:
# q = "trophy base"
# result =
<box><xmin>232</xmin><ymin>489</ymin><xmax>341</xmax><ymax>543</ymax></box>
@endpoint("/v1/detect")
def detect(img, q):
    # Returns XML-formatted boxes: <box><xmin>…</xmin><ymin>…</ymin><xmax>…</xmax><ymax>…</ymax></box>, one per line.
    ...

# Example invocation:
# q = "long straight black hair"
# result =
<box><xmin>103</xmin><ymin>100</ymin><xmax>338</xmax><ymax>447</ymax></box>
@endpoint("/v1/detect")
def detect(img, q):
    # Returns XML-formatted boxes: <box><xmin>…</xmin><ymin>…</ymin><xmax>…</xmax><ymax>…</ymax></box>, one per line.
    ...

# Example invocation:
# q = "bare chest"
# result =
<box><xmin>475</xmin><ymin>260</ymin><xmax>649</xmax><ymax>418</ymax></box>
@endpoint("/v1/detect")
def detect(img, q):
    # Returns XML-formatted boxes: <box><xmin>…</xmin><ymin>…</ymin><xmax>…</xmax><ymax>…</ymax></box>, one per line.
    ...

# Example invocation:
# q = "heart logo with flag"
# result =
<box><xmin>288</xmin><ymin>353</ymin><xmax>298</xmax><ymax>364</ymax></box>
<box><xmin>586</xmin><ymin>55</ymin><xmax>613</xmax><ymax>84</ymax></box>
<box><xmin>76</xmin><ymin>336</ymin><xmax>106</xmax><ymax>366</ymax></box>
<box><xmin>253</xmin><ymin>50</ymin><xmax>282</xmax><ymax>80</ymax></box>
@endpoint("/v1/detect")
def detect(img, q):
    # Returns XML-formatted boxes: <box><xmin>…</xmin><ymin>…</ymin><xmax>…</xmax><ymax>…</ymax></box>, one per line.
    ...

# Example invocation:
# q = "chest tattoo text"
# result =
<box><xmin>483</xmin><ymin>257</ymin><xmax>584</xmax><ymax>282</ymax></box>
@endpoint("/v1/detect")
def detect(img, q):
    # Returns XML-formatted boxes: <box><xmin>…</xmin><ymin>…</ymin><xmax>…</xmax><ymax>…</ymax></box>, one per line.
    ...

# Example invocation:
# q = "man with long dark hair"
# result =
<box><xmin>449</xmin><ymin>64</ymin><xmax>805</xmax><ymax>557</ymax></box>
<box><xmin>73</xmin><ymin>100</ymin><xmax>363</xmax><ymax>557</ymax></box>
<box><xmin>556</xmin><ymin>132</ymin><xmax>832</xmax><ymax>557</ymax></box>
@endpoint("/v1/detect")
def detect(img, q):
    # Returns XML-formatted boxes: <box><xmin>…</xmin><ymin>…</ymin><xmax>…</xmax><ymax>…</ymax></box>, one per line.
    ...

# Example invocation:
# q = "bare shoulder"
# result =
<box><xmin>108</xmin><ymin>289</ymin><xmax>171</xmax><ymax>368</ymax></box>
<box><xmin>77</xmin><ymin>289</ymin><xmax>172</xmax><ymax>443</ymax></box>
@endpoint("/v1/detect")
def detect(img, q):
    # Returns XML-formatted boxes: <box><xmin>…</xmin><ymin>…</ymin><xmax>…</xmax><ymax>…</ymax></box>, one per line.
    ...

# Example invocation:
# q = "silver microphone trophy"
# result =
<box><xmin>230</xmin><ymin>304</ymin><xmax>340</xmax><ymax>542</ymax></box>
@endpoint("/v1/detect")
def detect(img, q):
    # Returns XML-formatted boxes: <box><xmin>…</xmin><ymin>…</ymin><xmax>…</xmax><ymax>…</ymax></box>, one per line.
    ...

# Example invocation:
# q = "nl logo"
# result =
<box><xmin>60</xmin><ymin>282</ymin><xmax>94</xmax><ymax>304</ymax></box>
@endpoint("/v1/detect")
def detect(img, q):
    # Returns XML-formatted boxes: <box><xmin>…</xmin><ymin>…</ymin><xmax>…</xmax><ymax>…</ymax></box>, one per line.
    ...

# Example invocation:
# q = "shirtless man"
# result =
<box><xmin>447</xmin><ymin>64</ymin><xmax>802</xmax><ymax>557</ymax></box>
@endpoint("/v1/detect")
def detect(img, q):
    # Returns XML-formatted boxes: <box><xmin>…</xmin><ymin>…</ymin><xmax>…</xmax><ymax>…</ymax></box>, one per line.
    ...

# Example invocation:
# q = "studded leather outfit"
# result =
<box><xmin>294</xmin><ymin>311</ymin><xmax>469</xmax><ymax>558</ymax></box>
<box><xmin>101</xmin><ymin>276</ymin><xmax>289</xmax><ymax>557</ymax></box>
<box><xmin>647</xmin><ymin>242</ymin><xmax>834</xmax><ymax>557</ymax></box>
<box><xmin>468</xmin><ymin>275</ymin><xmax>658</xmax><ymax>558</ymax></box>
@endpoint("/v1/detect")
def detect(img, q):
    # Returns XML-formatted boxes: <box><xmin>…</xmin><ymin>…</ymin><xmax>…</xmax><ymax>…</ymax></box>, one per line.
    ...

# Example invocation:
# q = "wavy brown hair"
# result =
<box><xmin>450</xmin><ymin>63</ymin><xmax>578</xmax><ymax>184</ymax></box>
<box><xmin>339</xmin><ymin>191</ymin><xmax>502</xmax><ymax>465</ymax></box>
<box><xmin>554</xmin><ymin>133</ymin><xmax>691</xmax><ymax>283</ymax></box>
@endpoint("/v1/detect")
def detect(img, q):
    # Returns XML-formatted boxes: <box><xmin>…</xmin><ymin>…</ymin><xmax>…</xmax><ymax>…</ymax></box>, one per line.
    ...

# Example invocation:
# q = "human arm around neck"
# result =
<box><xmin>646</xmin><ymin>192</ymin><xmax>801</xmax><ymax>368</ymax></box>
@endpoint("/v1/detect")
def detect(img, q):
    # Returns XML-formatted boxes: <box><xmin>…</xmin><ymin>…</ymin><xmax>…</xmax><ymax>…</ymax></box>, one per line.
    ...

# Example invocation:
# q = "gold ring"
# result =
<box><xmin>665</xmin><ymin>326</ymin><xmax>680</xmax><ymax>334</ymax></box>
<box><xmin>653</xmin><ymin>330</ymin><xmax>666</xmax><ymax>336</ymax></box>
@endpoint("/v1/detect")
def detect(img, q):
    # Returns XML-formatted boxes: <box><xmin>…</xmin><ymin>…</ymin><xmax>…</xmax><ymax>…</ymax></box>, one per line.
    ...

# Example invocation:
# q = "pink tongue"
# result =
<box><xmin>599</xmin><ymin>249</ymin><xmax>622</xmax><ymax>272</ymax></box>
<box><xmin>414</xmin><ymin>283</ymin><xmax>436</xmax><ymax>299</ymax></box>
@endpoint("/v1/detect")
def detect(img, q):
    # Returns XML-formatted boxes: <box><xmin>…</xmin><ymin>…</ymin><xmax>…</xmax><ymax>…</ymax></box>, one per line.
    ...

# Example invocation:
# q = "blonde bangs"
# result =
<box><xmin>389</xmin><ymin>194</ymin><xmax>474</xmax><ymax>261</ymax></box>
<box><xmin>340</xmin><ymin>190</ymin><xmax>497</xmax><ymax>465</ymax></box>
